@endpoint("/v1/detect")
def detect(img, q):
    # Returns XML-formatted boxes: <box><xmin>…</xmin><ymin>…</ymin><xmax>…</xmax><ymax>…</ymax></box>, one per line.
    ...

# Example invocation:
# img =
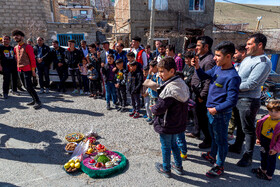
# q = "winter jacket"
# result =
<box><xmin>50</xmin><ymin>47</ymin><xmax>67</xmax><ymax>69</ymax></box>
<box><xmin>127</xmin><ymin>68</ymin><xmax>143</xmax><ymax>94</ymax></box>
<box><xmin>115</xmin><ymin>69</ymin><xmax>127</xmax><ymax>86</ymax></box>
<box><xmin>87</xmin><ymin>69</ymin><xmax>99</xmax><ymax>80</ymax></box>
<box><xmin>256</xmin><ymin>115</ymin><xmax>280</xmax><ymax>152</ymax></box>
<box><xmin>191</xmin><ymin>52</ymin><xmax>215</xmax><ymax>100</ymax></box>
<box><xmin>151</xmin><ymin>76</ymin><xmax>190</xmax><ymax>134</ymax></box>
<box><xmin>101</xmin><ymin>62</ymin><xmax>116</xmax><ymax>83</ymax></box>
<box><xmin>65</xmin><ymin>48</ymin><xmax>83</xmax><ymax>69</ymax></box>
<box><xmin>33</xmin><ymin>44</ymin><xmax>51</xmax><ymax>67</ymax></box>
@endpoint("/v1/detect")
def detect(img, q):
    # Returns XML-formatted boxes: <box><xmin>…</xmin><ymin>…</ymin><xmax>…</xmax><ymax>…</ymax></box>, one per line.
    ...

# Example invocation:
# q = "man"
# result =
<box><xmin>12</xmin><ymin>30</ymin><xmax>41</xmax><ymax>109</ymax></box>
<box><xmin>51</xmin><ymin>40</ymin><xmax>68</xmax><ymax>92</ymax></box>
<box><xmin>152</xmin><ymin>40</ymin><xmax>162</xmax><ymax>58</ymax></box>
<box><xmin>131</xmin><ymin>36</ymin><xmax>148</xmax><ymax>68</ymax></box>
<box><xmin>156</xmin><ymin>44</ymin><xmax>166</xmax><ymax>63</ymax></box>
<box><xmin>229</xmin><ymin>33</ymin><xmax>272</xmax><ymax>167</ymax></box>
<box><xmin>166</xmin><ymin>44</ymin><xmax>184</xmax><ymax>72</ymax></box>
<box><xmin>33</xmin><ymin>37</ymin><xmax>51</xmax><ymax>94</ymax></box>
<box><xmin>0</xmin><ymin>36</ymin><xmax>19</xmax><ymax>99</ymax></box>
<box><xmin>228</xmin><ymin>44</ymin><xmax>247</xmax><ymax>140</ymax></box>
<box><xmin>100</xmin><ymin>41</ymin><xmax>116</xmax><ymax>64</ymax></box>
<box><xmin>65</xmin><ymin>39</ymin><xmax>84</xmax><ymax>94</ymax></box>
<box><xmin>115</xmin><ymin>43</ymin><xmax>128</xmax><ymax>69</ymax></box>
<box><xmin>187</xmin><ymin>36</ymin><xmax>216</xmax><ymax>149</ymax></box>
<box><xmin>79</xmin><ymin>40</ymin><xmax>89</xmax><ymax>58</ymax></box>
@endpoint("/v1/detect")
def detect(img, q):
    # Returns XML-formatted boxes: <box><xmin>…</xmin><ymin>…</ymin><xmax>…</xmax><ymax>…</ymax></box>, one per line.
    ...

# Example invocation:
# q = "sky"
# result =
<box><xmin>215</xmin><ymin>0</ymin><xmax>280</xmax><ymax>6</ymax></box>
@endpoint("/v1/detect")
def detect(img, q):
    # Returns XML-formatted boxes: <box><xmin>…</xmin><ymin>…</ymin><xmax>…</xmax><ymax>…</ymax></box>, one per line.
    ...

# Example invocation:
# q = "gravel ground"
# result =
<box><xmin>0</xmin><ymin>76</ymin><xmax>279</xmax><ymax>187</ymax></box>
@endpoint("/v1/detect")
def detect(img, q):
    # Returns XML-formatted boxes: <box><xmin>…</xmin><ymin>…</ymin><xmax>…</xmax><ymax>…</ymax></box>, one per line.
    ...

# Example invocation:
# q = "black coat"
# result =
<box><xmin>65</xmin><ymin>48</ymin><xmax>83</xmax><ymax>69</ymax></box>
<box><xmin>127</xmin><ymin>68</ymin><xmax>143</xmax><ymax>94</ymax></box>
<box><xmin>50</xmin><ymin>47</ymin><xmax>67</xmax><ymax>69</ymax></box>
<box><xmin>101</xmin><ymin>62</ymin><xmax>116</xmax><ymax>83</ymax></box>
<box><xmin>33</xmin><ymin>44</ymin><xmax>51</xmax><ymax>67</ymax></box>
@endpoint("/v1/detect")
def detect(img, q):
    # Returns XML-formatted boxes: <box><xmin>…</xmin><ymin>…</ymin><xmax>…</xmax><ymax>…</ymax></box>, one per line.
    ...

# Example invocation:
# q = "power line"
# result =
<box><xmin>221</xmin><ymin>0</ymin><xmax>280</xmax><ymax>14</ymax></box>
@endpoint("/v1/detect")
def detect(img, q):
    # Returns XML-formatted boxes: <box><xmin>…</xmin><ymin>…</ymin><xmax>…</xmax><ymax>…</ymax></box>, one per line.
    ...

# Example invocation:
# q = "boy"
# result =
<box><xmin>115</xmin><ymin>59</ymin><xmax>127</xmax><ymax>112</ymax></box>
<box><xmin>127</xmin><ymin>51</ymin><xmax>142</xmax><ymax>71</ymax></box>
<box><xmin>151</xmin><ymin>57</ymin><xmax>189</xmax><ymax>178</ymax></box>
<box><xmin>146</xmin><ymin>60</ymin><xmax>162</xmax><ymax>124</ymax></box>
<box><xmin>192</xmin><ymin>41</ymin><xmax>241</xmax><ymax>178</ymax></box>
<box><xmin>142</xmin><ymin>66</ymin><xmax>152</xmax><ymax>122</ymax></box>
<box><xmin>101</xmin><ymin>54</ymin><xmax>117</xmax><ymax>110</ymax></box>
<box><xmin>127</xmin><ymin>61</ymin><xmax>143</xmax><ymax>118</ymax></box>
<box><xmin>87</xmin><ymin>64</ymin><xmax>99</xmax><ymax>99</ymax></box>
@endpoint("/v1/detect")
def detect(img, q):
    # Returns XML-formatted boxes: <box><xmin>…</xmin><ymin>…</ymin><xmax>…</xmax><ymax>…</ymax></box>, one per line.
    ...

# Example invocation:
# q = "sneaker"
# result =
<box><xmin>171</xmin><ymin>162</ymin><xmax>184</xmax><ymax>175</ymax></box>
<box><xmin>94</xmin><ymin>95</ymin><xmax>97</xmax><ymax>99</ymax></box>
<box><xmin>80</xmin><ymin>90</ymin><xmax>84</xmax><ymax>95</ymax></box>
<box><xmin>3</xmin><ymin>94</ymin><xmax>8</xmax><ymax>99</ymax></box>
<box><xmin>39</xmin><ymin>88</ymin><xmax>45</xmax><ymax>94</ymax></box>
<box><xmin>185</xmin><ymin>133</ymin><xmax>200</xmax><ymax>139</ymax></box>
<box><xmin>133</xmin><ymin>112</ymin><xmax>140</xmax><ymax>119</ymax></box>
<box><xmin>33</xmin><ymin>102</ymin><xmax>42</xmax><ymax>110</ymax></box>
<box><xmin>120</xmin><ymin>107</ymin><xmax>126</xmax><ymax>112</ymax></box>
<box><xmin>45</xmin><ymin>88</ymin><xmax>50</xmax><ymax>94</ymax></box>
<box><xmin>18</xmin><ymin>87</ymin><xmax>25</xmax><ymax>92</ymax></box>
<box><xmin>180</xmin><ymin>153</ymin><xmax>188</xmax><ymax>161</ymax></box>
<box><xmin>12</xmin><ymin>91</ymin><xmax>21</xmax><ymax>96</ymax></box>
<box><xmin>199</xmin><ymin>141</ymin><xmax>211</xmax><ymax>149</ymax></box>
<box><xmin>155</xmin><ymin>162</ymin><xmax>171</xmax><ymax>178</ymax></box>
<box><xmin>72</xmin><ymin>89</ymin><xmax>78</xmax><ymax>94</ymax></box>
<box><xmin>148</xmin><ymin>118</ymin><xmax>154</xmax><ymax>125</ymax></box>
<box><xmin>106</xmin><ymin>104</ymin><xmax>111</xmax><ymax>110</ymax></box>
<box><xmin>117</xmin><ymin>107</ymin><xmax>122</xmax><ymax>111</ymax></box>
<box><xmin>129</xmin><ymin>111</ymin><xmax>135</xmax><ymax>117</ymax></box>
<box><xmin>206</xmin><ymin>164</ymin><xmax>224</xmax><ymax>178</ymax></box>
<box><xmin>27</xmin><ymin>101</ymin><xmax>35</xmax><ymax>106</ymax></box>
<box><xmin>143</xmin><ymin>114</ymin><xmax>148</xmax><ymax>119</ymax></box>
<box><xmin>146</xmin><ymin>118</ymin><xmax>152</xmax><ymax>123</ymax></box>
<box><xmin>201</xmin><ymin>152</ymin><xmax>216</xmax><ymax>165</ymax></box>
<box><xmin>113</xmin><ymin>104</ymin><xmax>119</xmax><ymax>109</ymax></box>
<box><xmin>237</xmin><ymin>153</ymin><xmax>252</xmax><ymax>167</ymax></box>
<box><xmin>228</xmin><ymin>144</ymin><xmax>241</xmax><ymax>154</ymax></box>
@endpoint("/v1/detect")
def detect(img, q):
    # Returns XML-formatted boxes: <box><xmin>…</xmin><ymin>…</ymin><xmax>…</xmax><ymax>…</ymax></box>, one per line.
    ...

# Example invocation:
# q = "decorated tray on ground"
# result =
<box><xmin>65</xmin><ymin>133</ymin><xmax>84</xmax><ymax>142</ymax></box>
<box><xmin>81</xmin><ymin>145</ymin><xmax>127</xmax><ymax>178</ymax></box>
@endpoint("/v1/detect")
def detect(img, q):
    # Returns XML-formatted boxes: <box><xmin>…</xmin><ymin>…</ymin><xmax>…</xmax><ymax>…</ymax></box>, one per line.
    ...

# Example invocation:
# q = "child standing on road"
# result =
<box><xmin>151</xmin><ymin>57</ymin><xmax>189</xmax><ymax>178</ymax></box>
<box><xmin>115</xmin><ymin>59</ymin><xmax>128</xmax><ymax>112</ymax></box>
<box><xmin>142</xmin><ymin>66</ymin><xmax>152</xmax><ymax>122</ymax></box>
<box><xmin>101</xmin><ymin>54</ymin><xmax>117</xmax><ymax>110</ymax></box>
<box><xmin>253</xmin><ymin>100</ymin><xmax>280</xmax><ymax>181</ymax></box>
<box><xmin>192</xmin><ymin>41</ymin><xmax>241</xmax><ymax>178</ymax></box>
<box><xmin>127</xmin><ymin>61</ymin><xmax>143</xmax><ymax>118</ymax></box>
<box><xmin>79</xmin><ymin>57</ymin><xmax>89</xmax><ymax>95</ymax></box>
<box><xmin>87</xmin><ymin>64</ymin><xmax>99</xmax><ymax>99</ymax></box>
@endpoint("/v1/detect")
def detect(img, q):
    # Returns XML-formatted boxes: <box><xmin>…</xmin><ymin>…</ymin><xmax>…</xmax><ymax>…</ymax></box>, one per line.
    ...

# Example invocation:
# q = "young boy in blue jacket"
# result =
<box><xmin>191</xmin><ymin>41</ymin><xmax>241</xmax><ymax>178</ymax></box>
<box><xmin>151</xmin><ymin>57</ymin><xmax>190</xmax><ymax>178</ymax></box>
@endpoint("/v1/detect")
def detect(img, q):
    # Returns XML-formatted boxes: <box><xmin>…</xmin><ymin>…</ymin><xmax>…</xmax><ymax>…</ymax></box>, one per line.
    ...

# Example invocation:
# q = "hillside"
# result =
<box><xmin>214</xmin><ymin>2</ymin><xmax>280</xmax><ymax>30</ymax></box>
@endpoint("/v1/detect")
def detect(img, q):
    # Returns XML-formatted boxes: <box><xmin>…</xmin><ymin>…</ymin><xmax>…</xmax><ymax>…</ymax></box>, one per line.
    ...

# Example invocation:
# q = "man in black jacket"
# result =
<box><xmin>0</xmin><ymin>36</ymin><xmax>19</xmax><ymax>99</ymax></box>
<box><xmin>51</xmin><ymin>40</ymin><xmax>68</xmax><ymax>92</ymax></box>
<box><xmin>65</xmin><ymin>39</ymin><xmax>84</xmax><ymax>94</ymax></box>
<box><xmin>33</xmin><ymin>37</ymin><xmax>51</xmax><ymax>94</ymax></box>
<box><xmin>187</xmin><ymin>36</ymin><xmax>216</xmax><ymax>149</ymax></box>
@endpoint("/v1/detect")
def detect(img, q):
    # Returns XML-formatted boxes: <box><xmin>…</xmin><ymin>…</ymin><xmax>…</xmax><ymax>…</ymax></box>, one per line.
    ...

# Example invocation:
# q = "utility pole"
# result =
<box><xmin>149</xmin><ymin>0</ymin><xmax>156</xmax><ymax>51</ymax></box>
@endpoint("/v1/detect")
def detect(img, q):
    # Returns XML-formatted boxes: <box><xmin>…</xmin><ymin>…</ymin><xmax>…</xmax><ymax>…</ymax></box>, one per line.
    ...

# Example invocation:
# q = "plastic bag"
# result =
<box><xmin>71</xmin><ymin>140</ymin><xmax>89</xmax><ymax>160</ymax></box>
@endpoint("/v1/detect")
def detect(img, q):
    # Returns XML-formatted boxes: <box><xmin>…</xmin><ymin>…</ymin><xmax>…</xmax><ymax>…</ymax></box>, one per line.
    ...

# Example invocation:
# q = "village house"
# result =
<box><xmin>114</xmin><ymin>0</ymin><xmax>215</xmax><ymax>52</ymax></box>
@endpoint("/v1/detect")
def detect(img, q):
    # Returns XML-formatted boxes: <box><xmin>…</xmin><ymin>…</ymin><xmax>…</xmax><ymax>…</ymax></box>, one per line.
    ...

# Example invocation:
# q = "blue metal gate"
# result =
<box><xmin>57</xmin><ymin>34</ymin><xmax>85</xmax><ymax>47</ymax></box>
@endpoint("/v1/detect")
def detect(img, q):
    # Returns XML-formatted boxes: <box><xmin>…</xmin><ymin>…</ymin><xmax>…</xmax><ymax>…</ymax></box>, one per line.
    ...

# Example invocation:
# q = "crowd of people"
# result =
<box><xmin>0</xmin><ymin>30</ymin><xmax>279</xmax><ymax>180</ymax></box>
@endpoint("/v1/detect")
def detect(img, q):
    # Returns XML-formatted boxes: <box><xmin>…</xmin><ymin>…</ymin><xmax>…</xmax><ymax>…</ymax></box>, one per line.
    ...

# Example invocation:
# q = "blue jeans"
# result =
<box><xmin>160</xmin><ymin>133</ymin><xmax>182</xmax><ymax>171</ymax></box>
<box><xmin>177</xmin><ymin>132</ymin><xmax>187</xmax><ymax>155</ymax></box>
<box><xmin>207</xmin><ymin>109</ymin><xmax>232</xmax><ymax>167</ymax></box>
<box><xmin>105</xmin><ymin>81</ymin><xmax>117</xmax><ymax>105</ymax></box>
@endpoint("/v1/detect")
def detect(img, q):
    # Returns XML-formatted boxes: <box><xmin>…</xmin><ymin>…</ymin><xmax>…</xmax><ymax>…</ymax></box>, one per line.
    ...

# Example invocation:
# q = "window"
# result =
<box><xmin>148</xmin><ymin>0</ymin><xmax>168</xmax><ymax>11</ymax></box>
<box><xmin>80</xmin><ymin>10</ymin><xmax>88</xmax><ymax>15</ymax></box>
<box><xmin>189</xmin><ymin>0</ymin><xmax>205</xmax><ymax>12</ymax></box>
